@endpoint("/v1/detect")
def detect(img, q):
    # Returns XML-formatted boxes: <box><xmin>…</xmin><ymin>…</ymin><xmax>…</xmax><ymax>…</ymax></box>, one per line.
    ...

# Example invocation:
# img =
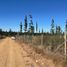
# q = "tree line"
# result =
<box><xmin>20</xmin><ymin>15</ymin><xmax>67</xmax><ymax>35</ymax></box>
<box><xmin>0</xmin><ymin>15</ymin><xmax>67</xmax><ymax>36</ymax></box>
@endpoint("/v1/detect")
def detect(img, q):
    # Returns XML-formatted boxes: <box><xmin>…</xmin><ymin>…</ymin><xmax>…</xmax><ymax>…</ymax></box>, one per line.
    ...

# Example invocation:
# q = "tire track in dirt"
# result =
<box><xmin>0</xmin><ymin>37</ymin><xmax>63</xmax><ymax>67</ymax></box>
<box><xmin>0</xmin><ymin>38</ymin><xmax>10</xmax><ymax>67</ymax></box>
<box><xmin>0</xmin><ymin>37</ymin><xmax>39</xmax><ymax>67</ymax></box>
<box><xmin>13</xmin><ymin>40</ymin><xmax>38</xmax><ymax>67</ymax></box>
<box><xmin>6</xmin><ymin>41</ymin><xmax>15</xmax><ymax>67</ymax></box>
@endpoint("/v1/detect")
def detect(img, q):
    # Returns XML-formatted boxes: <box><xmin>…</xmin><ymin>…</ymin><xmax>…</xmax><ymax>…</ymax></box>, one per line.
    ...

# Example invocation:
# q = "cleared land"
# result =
<box><xmin>0</xmin><ymin>37</ymin><xmax>64</xmax><ymax>67</ymax></box>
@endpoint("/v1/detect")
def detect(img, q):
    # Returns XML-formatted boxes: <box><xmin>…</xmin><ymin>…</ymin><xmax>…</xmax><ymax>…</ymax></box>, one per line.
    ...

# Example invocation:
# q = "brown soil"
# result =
<box><xmin>0</xmin><ymin>37</ymin><xmax>64</xmax><ymax>67</ymax></box>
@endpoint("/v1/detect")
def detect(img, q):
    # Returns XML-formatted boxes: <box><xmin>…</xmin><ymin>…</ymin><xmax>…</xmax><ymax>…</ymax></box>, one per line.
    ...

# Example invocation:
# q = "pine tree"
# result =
<box><xmin>24</xmin><ymin>15</ymin><xmax>28</xmax><ymax>32</ymax></box>
<box><xmin>0</xmin><ymin>29</ymin><xmax>2</xmax><ymax>35</ymax></box>
<box><xmin>56</xmin><ymin>25</ymin><xmax>61</xmax><ymax>35</ymax></box>
<box><xmin>36</xmin><ymin>22</ymin><xmax>38</xmax><ymax>33</ymax></box>
<box><xmin>9</xmin><ymin>28</ymin><xmax>12</xmax><ymax>36</ymax></box>
<box><xmin>9</xmin><ymin>28</ymin><xmax>12</xmax><ymax>33</ymax></box>
<box><xmin>50</xmin><ymin>18</ymin><xmax>55</xmax><ymax>35</ymax></box>
<box><xmin>30</xmin><ymin>20</ymin><xmax>34</xmax><ymax>33</ymax></box>
<box><xmin>65</xmin><ymin>20</ymin><xmax>67</xmax><ymax>40</ymax></box>
<box><xmin>57</xmin><ymin>26</ymin><xmax>61</xmax><ymax>34</ymax></box>
<box><xmin>65</xmin><ymin>20</ymin><xmax>67</xmax><ymax>32</ymax></box>
<box><xmin>42</xmin><ymin>28</ymin><xmax>43</xmax><ymax>33</ymax></box>
<box><xmin>39</xmin><ymin>29</ymin><xmax>40</xmax><ymax>33</ymax></box>
<box><xmin>20</xmin><ymin>21</ymin><xmax>22</xmax><ymax>33</ymax></box>
<box><xmin>56</xmin><ymin>25</ymin><xmax>58</xmax><ymax>34</ymax></box>
<box><xmin>0</xmin><ymin>29</ymin><xmax>2</xmax><ymax>33</ymax></box>
<box><xmin>29</xmin><ymin>15</ymin><xmax>34</xmax><ymax>33</ymax></box>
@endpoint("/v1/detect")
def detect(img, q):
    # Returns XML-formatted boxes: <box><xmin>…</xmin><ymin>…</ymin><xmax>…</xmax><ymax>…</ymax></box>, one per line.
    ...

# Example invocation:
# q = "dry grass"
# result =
<box><xmin>16</xmin><ymin>35</ymin><xmax>66</xmax><ymax>67</ymax></box>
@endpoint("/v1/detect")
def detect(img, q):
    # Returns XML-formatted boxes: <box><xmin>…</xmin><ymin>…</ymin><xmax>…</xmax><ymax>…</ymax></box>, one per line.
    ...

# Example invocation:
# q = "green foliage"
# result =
<box><xmin>39</xmin><ymin>29</ymin><xmax>40</xmax><ymax>33</ymax></box>
<box><xmin>65</xmin><ymin>20</ymin><xmax>67</xmax><ymax>32</ymax></box>
<box><xmin>36</xmin><ymin>22</ymin><xmax>38</xmax><ymax>33</ymax></box>
<box><xmin>20</xmin><ymin>21</ymin><xmax>22</xmax><ymax>33</ymax></box>
<box><xmin>56</xmin><ymin>26</ymin><xmax>62</xmax><ymax>35</ymax></box>
<box><xmin>24</xmin><ymin>15</ymin><xmax>28</xmax><ymax>32</ymax></box>
<box><xmin>0</xmin><ymin>29</ymin><xmax>2</xmax><ymax>33</ymax></box>
<box><xmin>28</xmin><ymin>15</ymin><xmax>34</xmax><ymax>33</ymax></box>
<box><xmin>50</xmin><ymin>18</ymin><xmax>55</xmax><ymax>34</ymax></box>
<box><xmin>42</xmin><ymin>28</ymin><xmax>43</xmax><ymax>33</ymax></box>
<box><xmin>9</xmin><ymin>29</ymin><xmax>12</xmax><ymax>33</ymax></box>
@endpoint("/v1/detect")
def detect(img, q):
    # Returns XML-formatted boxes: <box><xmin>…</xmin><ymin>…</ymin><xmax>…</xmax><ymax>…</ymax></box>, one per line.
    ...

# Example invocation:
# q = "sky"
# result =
<box><xmin>0</xmin><ymin>0</ymin><xmax>67</xmax><ymax>32</ymax></box>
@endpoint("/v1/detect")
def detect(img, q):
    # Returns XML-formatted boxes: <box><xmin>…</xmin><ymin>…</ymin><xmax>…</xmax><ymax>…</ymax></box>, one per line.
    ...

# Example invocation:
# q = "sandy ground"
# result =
<box><xmin>0</xmin><ymin>37</ymin><xmax>63</xmax><ymax>67</ymax></box>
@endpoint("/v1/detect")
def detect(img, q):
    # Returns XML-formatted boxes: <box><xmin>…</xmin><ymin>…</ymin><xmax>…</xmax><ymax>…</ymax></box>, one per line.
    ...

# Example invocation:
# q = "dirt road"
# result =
<box><xmin>0</xmin><ymin>37</ymin><xmax>62</xmax><ymax>67</ymax></box>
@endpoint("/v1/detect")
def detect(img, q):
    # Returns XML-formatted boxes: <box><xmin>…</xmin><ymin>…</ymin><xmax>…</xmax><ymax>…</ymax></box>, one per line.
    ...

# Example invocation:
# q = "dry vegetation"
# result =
<box><xmin>16</xmin><ymin>34</ymin><xmax>67</xmax><ymax>67</ymax></box>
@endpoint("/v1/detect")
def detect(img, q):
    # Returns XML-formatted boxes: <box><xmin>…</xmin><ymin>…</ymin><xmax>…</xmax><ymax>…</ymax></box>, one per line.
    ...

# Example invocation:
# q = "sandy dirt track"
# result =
<box><xmin>0</xmin><ymin>37</ymin><xmax>63</xmax><ymax>67</ymax></box>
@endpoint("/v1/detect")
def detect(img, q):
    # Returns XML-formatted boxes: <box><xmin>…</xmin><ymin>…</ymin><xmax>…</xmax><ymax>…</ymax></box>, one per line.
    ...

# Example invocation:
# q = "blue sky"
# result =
<box><xmin>0</xmin><ymin>0</ymin><xmax>67</xmax><ymax>32</ymax></box>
